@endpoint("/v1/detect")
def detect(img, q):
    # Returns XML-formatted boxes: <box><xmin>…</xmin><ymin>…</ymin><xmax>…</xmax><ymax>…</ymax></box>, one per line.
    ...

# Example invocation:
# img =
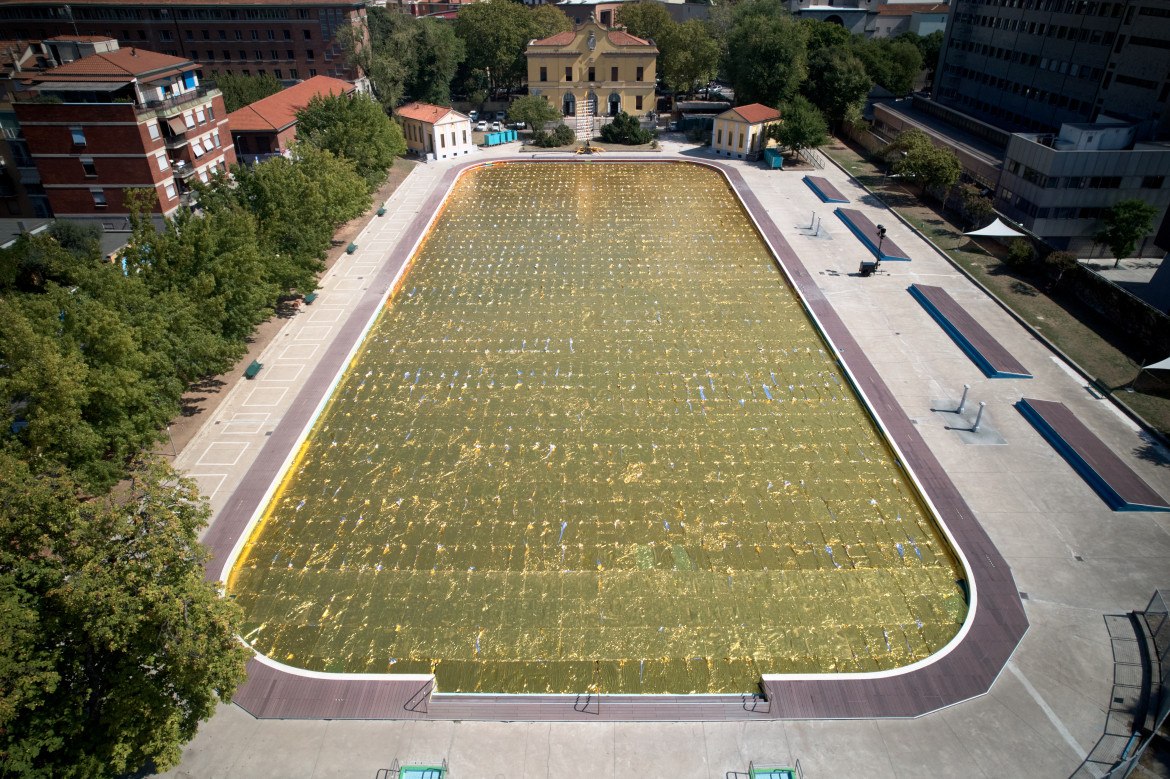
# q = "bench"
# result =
<box><xmin>244</xmin><ymin>360</ymin><xmax>263</xmax><ymax>379</ymax></box>
<box><xmin>909</xmin><ymin>284</ymin><xmax>1031</xmax><ymax>378</ymax></box>
<box><xmin>1017</xmin><ymin>397</ymin><xmax>1170</xmax><ymax>511</ymax></box>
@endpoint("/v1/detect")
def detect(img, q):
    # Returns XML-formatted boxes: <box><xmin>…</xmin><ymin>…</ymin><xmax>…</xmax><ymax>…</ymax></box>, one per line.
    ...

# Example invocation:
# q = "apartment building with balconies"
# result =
<box><xmin>12</xmin><ymin>39</ymin><xmax>235</xmax><ymax>222</ymax></box>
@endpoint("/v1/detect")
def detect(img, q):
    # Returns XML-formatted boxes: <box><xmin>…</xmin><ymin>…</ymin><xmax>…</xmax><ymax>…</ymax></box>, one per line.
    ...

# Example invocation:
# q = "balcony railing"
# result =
<box><xmin>137</xmin><ymin>86</ymin><xmax>220</xmax><ymax>119</ymax></box>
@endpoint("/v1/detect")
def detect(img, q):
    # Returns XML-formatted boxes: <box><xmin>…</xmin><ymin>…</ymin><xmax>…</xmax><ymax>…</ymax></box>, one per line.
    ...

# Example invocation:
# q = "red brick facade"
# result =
<box><xmin>0</xmin><ymin>1</ymin><xmax>365</xmax><ymax>83</ymax></box>
<box><xmin>15</xmin><ymin>84</ymin><xmax>235</xmax><ymax>218</ymax></box>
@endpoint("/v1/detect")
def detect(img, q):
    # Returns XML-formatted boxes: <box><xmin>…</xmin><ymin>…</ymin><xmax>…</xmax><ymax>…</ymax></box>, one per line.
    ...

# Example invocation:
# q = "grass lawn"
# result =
<box><xmin>824</xmin><ymin>139</ymin><xmax>1170</xmax><ymax>438</ymax></box>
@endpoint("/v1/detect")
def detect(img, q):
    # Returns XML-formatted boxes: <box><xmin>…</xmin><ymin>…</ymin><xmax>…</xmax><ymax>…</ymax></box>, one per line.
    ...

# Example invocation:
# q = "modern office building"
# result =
<box><xmin>0</xmin><ymin>0</ymin><xmax>366</xmax><ymax>83</ymax></box>
<box><xmin>785</xmin><ymin>0</ymin><xmax>949</xmax><ymax>37</ymax></box>
<box><xmin>13</xmin><ymin>40</ymin><xmax>235</xmax><ymax>223</ymax></box>
<box><xmin>525</xmin><ymin>19</ymin><xmax>657</xmax><ymax>119</ymax></box>
<box><xmin>870</xmin><ymin>0</ymin><xmax>1170</xmax><ymax>253</ymax></box>
<box><xmin>933</xmin><ymin>0</ymin><xmax>1170</xmax><ymax>138</ymax></box>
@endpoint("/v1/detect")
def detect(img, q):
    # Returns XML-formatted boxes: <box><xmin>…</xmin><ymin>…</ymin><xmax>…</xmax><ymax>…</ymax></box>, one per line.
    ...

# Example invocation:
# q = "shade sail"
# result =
<box><xmin>964</xmin><ymin>217</ymin><xmax>1027</xmax><ymax>237</ymax></box>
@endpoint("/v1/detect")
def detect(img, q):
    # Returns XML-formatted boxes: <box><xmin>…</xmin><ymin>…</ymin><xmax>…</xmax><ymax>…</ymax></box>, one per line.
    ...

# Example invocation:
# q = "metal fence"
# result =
<box><xmin>1069</xmin><ymin>590</ymin><xmax>1167</xmax><ymax>779</ymax></box>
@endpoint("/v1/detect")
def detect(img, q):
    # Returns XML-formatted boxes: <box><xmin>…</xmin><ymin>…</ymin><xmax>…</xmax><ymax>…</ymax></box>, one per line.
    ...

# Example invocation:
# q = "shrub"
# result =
<box><xmin>531</xmin><ymin>124</ymin><xmax>575</xmax><ymax>147</ymax></box>
<box><xmin>599</xmin><ymin>111</ymin><xmax>652</xmax><ymax>145</ymax></box>
<box><xmin>1006</xmin><ymin>238</ymin><xmax>1036</xmax><ymax>268</ymax></box>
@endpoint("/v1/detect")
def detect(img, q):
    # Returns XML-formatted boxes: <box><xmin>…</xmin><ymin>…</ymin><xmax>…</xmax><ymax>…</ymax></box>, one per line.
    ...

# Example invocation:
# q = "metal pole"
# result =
<box><xmin>815</xmin><ymin>217</ymin><xmax>821</xmax><ymax>236</ymax></box>
<box><xmin>972</xmin><ymin>402</ymin><xmax>986</xmax><ymax>432</ymax></box>
<box><xmin>810</xmin><ymin>211</ymin><xmax>816</xmax><ymax>230</ymax></box>
<box><xmin>956</xmin><ymin>384</ymin><xmax>970</xmax><ymax>414</ymax></box>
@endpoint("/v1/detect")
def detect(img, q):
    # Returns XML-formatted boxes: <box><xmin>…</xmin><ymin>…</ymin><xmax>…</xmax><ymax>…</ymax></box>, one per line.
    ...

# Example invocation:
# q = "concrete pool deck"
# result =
<box><xmin>159</xmin><ymin>140</ymin><xmax>1170</xmax><ymax>777</ymax></box>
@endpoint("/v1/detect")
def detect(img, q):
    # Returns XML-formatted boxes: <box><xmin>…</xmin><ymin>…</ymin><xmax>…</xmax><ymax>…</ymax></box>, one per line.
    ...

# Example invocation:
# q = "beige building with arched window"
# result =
<box><xmin>525</xmin><ymin>19</ymin><xmax>657</xmax><ymax>119</ymax></box>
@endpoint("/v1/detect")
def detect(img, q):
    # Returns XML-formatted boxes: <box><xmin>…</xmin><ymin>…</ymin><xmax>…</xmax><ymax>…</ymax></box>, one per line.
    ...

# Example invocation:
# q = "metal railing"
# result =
<box><xmin>1069</xmin><ymin>591</ymin><xmax>1168</xmax><ymax>779</ymax></box>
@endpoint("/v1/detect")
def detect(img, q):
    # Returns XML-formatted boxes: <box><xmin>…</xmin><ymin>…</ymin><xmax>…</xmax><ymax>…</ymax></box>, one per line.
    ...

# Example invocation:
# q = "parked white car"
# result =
<box><xmin>475</xmin><ymin>120</ymin><xmax>488</xmax><ymax>132</ymax></box>
<box><xmin>491</xmin><ymin>121</ymin><xmax>502</xmax><ymax>132</ymax></box>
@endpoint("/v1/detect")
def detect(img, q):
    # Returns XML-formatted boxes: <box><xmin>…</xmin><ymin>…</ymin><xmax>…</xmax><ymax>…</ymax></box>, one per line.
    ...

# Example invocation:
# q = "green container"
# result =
<box><xmin>346</xmin><ymin>243</ymin><xmax>357</xmax><ymax>254</ymax></box>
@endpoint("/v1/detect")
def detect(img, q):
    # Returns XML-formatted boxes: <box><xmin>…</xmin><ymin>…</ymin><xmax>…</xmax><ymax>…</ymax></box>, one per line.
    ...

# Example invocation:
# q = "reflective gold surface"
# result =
<box><xmin>228</xmin><ymin>162</ymin><xmax>967</xmax><ymax>693</ymax></box>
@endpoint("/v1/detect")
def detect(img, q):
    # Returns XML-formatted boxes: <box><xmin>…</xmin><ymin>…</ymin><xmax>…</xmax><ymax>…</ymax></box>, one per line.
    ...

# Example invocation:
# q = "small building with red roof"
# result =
<box><xmin>711</xmin><ymin>103</ymin><xmax>782</xmax><ymax>161</ymax></box>
<box><xmin>526</xmin><ymin>19</ymin><xmax>657</xmax><ymax>125</ymax></box>
<box><xmin>397</xmin><ymin>101</ymin><xmax>474</xmax><ymax>161</ymax></box>
<box><xmin>227</xmin><ymin>75</ymin><xmax>357</xmax><ymax>160</ymax></box>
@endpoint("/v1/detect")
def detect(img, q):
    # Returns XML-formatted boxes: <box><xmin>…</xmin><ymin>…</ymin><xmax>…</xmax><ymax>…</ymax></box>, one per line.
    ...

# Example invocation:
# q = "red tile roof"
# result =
<box><xmin>729</xmin><ymin>103</ymin><xmax>781</xmax><ymax>124</ymax></box>
<box><xmin>877</xmin><ymin>3</ymin><xmax>949</xmax><ymax>13</ymax></box>
<box><xmin>44</xmin><ymin>35</ymin><xmax>116</xmax><ymax>42</ymax></box>
<box><xmin>606</xmin><ymin>30</ymin><xmax>651</xmax><ymax>46</ymax></box>
<box><xmin>26</xmin><ymin>47</ymin><xmax>195</xmax><ymax>82</ymax></box>
<box><xmin>529</xmin><ymin>30</ymin><xmax>576</xmax><ymax>46</ymax></box>
<box><xmin>396</xmin><ymin>101</ymin><xmax>458</xmax><ymax>123</ymax></box>
<box><xmin>226</xmin><ymin>75</ymin><xmax>356</xmax><ymax>132</ymax></box>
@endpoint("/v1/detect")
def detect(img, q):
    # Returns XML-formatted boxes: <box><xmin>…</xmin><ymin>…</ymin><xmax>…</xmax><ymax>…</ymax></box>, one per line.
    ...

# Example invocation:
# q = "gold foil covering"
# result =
<box><xmin>228</xmin><ymin>162</ymin><xmax>968</xmax><ymax>693</ymax></box>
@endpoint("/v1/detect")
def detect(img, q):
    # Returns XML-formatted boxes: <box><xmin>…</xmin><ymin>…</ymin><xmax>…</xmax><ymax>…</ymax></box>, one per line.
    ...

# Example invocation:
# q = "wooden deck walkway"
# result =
<box><xmin>835</xmin><ymin>207</ymin><xmax>912</xmax><ymax>261</ymax></box>
<box><xmin>1017</xmin><ymin>398</ymin><xmax>1170</xmax><ymax>512</ymax></box>
<box><xmin>803</xmin><ymin>175</ymin><xmax>849</xmax><ymax>203</ymax></box>
<box><xmin>910</xmin><ymin>284</ymin><xmax>1031</xmax><ymax>378</ymax></box>
<box><xmin>208</xmin><ymin>157</ymin><xmax>1028</xmax><ymax>721</ymax></box>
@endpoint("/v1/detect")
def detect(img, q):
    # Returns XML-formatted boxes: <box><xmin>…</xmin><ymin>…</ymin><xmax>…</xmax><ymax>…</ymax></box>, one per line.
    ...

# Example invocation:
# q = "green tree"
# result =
<box><xmin>337</xmin><ymin>8</ymin><xmax>411</xmax><ymax>110</ymax></box>
<box><xmin>1044</xmin><ymin>250</ymin><xmax>1079</xmax><ymax>286</ymax></box>
<box><xmin>660</xmin><ymin>19</ymin><xmax>721</xmax><ymax>97</ymax></box>
<box><xmin>213</xmin><ymin>71</ymin><xmax>284</xmax><ymax>113</ymax></box>
<box><xmin>799</xmin><ymin>17</ymin><xmax>852</xmax><ymax>55</ymax></box>
<box><xmin>0</xmin><ymin>454</ymin><xmax>250</xmax><ymax>778</ymax></box>
<box><xmin>893</xmin><ymin>136</ymin><xmax>960</xmax><ymax>199</ymax></box>
<box><xmin>410</xmin><ymin>19</ymin><xmax>466</xmax><ymax>105</ymax></box>
<box><xmin>455</xmin><ymin>0</ymin><xmax>538</xmax><ymax>92</ymax></box>
<box><xmin>1095</xmin><ymin>199</ymin><xmax>1160</xmax><ymax>267</ymax></box>
<box><xmin>296</xmin><ymin>91</ymin><xmax>405</xmax><ymax>189</ymax></box>
<box><xmin>600</xmin><ymin>111</ymin><xmax>652</xmax><ymax>144</ymax></box>
<box><xmin>725</xmin><ymin>0</ymin><xmax>807</xmax><ymax>107</ymax></box>
<box><xmin>529</xmin><ymin>3</ymin><xmax>573</xmax><ymax>40</ymax></box>
<box><xmin>853</xmin><ymin>38</ymin><xmax>922</xmax><ymax>96</ymax></box>
<box><xmin>960</xmin><ymin>183</ymin><xmax>995</xmax><ymax>227</ymax></box>
<box><xmin>616</xmin><ymin>0</ymin><xmax>674</xmax><ymax>45</ymax></box>
<box><xmin>195</xmin><ymin>144</ymin><xmax>370</xmax><ymax>293</ymax></box>
<box><xmin>769</xmin><ymin>94</ymin><xmax>828</xmax><ymax>156</ymax></box>
<box><xmin>898</xmin><ymin>30</ymin><xmax>943</xmax><ymax>76</ymax></box>
<box><xmin>803</xmin><ymin>45</ymin><xmax>871</xmax><ymax>123</ymax></box>
<box><xmin>509</xmin><ymin>93</ymin><xmax>561</xmax><ymax>131</ymax></box>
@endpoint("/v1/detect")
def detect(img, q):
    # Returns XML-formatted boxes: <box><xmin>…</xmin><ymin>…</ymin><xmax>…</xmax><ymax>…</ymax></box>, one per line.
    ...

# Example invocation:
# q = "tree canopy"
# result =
<box><xmin>1095</xmin><ymin>199</ymin><xmax>1160</xmax><ymax>264</ymax></box>
<box><xmin>617</xmin><ymin>1</ymin><xmax>674</xmax><ymax>46</ymax></box>
<box><xmin>0</xmin><ymin>455</ymin><xmax>250</xmax><ymax>778</ymax></box>
<box><xmin>769</xmin><ymin>95</ymin><xmax>829</xmax><ymax>156</ymax></box>
<box><xmin>508</xmin><ymin>94</ymin><xmax>561</xmax><ymax>131</ymax></box>
<box><xmin>853</xmin><ymin>37</ymin><xmax>922</xmax><ymax>96</ymax></box>
<box><xmin>455</xmin><ymin>0</ymin><xmax>564</xmax><ymax>93</ymax></box>
<box><xmin>803</xmin><ymin>45</ymin><xmax>872</xmax><ymax>122</ymax></box>
<box><xmin>296</xmin><ymin>91</ymin><xmax>404</xmax><ymax>189</ymax></box>
<box><xmin>213</xmin><ymin>72</ymin><xmax>284</xmax><ymax>113</ymax></box>
<box><xmin>660</xmin><ymin>19</ymin><xmax>721</xmax><ymax>97</ymax></box>
<box><xmin>885</xmin><ymin>129</ymin><xmax>960</xmax><ymax>197</ymax></box>
<box><xmin>725</xmin><ymin>0</ymin><xmax>807</xmax><ymax>107</ymax></box>
<box><xmin>599</xmin><ymin>111</ymin><xmax>652</xmax><ymax>145</ymax></box>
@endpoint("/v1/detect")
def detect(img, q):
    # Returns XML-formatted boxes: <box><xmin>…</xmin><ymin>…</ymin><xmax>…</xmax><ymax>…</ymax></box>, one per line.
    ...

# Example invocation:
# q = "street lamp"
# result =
<box><xmin>876</xmin><ymin>223</ymin><xmax>887</xmax><ymax>260</ymax></box>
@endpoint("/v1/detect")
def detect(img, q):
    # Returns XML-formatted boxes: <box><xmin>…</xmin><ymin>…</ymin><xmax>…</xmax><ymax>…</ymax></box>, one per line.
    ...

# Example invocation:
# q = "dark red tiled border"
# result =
<box><xmin>208</xmin><ymin>156</ymin><xmax>1028</xmax><ymax>721</ymax></box>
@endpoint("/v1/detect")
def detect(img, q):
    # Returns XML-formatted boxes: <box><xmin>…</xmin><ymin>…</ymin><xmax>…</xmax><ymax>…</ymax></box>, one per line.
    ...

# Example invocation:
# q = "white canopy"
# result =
<box><xmin>964</xmin><ymin>217</ymin><xmax>1027</xmax><ymax>237</ymax></box>
<box><xmin>1146</xmin><ymin>356</ymin><xmax>1170</xmax><ymax>371</ymax></box>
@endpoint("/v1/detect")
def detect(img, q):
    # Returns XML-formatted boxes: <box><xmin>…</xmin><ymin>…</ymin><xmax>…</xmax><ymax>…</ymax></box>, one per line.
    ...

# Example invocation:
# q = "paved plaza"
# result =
<box><xmin>158</xmin><ymin>140</ymin><xmax>1170</xmax><ymax>777</ymax></box>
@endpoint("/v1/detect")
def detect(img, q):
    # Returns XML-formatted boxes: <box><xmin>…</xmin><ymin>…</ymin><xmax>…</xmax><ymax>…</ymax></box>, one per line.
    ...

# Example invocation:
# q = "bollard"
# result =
<box><xmin>972</xmin><ymin>402</ymin><xmax>986</xmax><ymax>432</ymax></box>
<box><xmin>811</xmin><ymin>211</ymin><xmax>816</xmax><ymax>230</ymax></box>
<box><xmin>956</xmin><ymin>384</ymin><xmax>970</xmax><ymax>414</ymax></box>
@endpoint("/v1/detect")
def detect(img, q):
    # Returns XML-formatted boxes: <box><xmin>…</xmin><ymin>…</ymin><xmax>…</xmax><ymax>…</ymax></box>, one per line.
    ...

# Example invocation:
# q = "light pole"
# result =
<box><xmin>876</xmin><ymin>223</ymin><xmax>887</xmax><ymax>260</ymax></box>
